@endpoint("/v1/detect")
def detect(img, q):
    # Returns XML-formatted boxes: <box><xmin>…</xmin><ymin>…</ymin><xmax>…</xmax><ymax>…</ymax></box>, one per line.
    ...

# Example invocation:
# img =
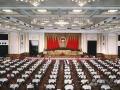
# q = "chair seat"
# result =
<box><xmin>101</xmin><ymin>84</ymin><xmax>111</xmax><ymax>90</ymax></box>
<box><xmin>82</xmin><ymin>84</ymin><xmax>91</xmax><ymax>90</ymax></box>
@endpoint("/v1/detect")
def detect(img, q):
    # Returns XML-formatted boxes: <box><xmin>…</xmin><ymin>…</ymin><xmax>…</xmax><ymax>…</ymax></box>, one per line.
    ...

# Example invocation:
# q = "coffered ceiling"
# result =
<box><xmin>0</xmin><ymin>0</ymin><xmax>120</xmax><ymax>33</ymax></box>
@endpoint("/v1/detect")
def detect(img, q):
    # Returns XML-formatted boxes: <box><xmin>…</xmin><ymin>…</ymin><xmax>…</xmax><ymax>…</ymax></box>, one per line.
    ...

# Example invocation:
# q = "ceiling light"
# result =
<box><xmin>55</xmin><ymin>20</ymin><xmax>69</xmax><ymax>26</ymax></box>
<box><xmin>37</xmin><ymin>9</ymin><xmax>47</xmax><ymax>13</ymax></box>
<box><xmin>78</xmin><ymin>2</ymin><xmax>86</xmax><ymax>7</ymax></box>
<box><xmin>72</xmin><ymin>0</ymin><xmax>96</xmax><ymax>7</ymax></box>
<box><xmin>33</xmin><ymin>2</ymin><xmax>39</xmax><ymax>7</ymax></box>
<box><xmin>16</xmin><ymin>0</ymin><xmax>45</xmax><ymax>6</ymax></box>
<box><xmin>72</xmin><ymin>24</ymin><xmax>77</xmax><ymax>26</ymax></box>
<box><xmin>40</xmin><ymin>22</ymin><xmax>46</xmax><ymax>25</ymax></box>
<box><xmin>4</xmin><ymin>20</ymin><xmax>9</xmax><ymax>23</ymax></box>
<box><xmin>72</xmin><ymin>9</ymin><xmax>82</xmax><ymax>13</ymax></box>
<box><xmin>5</xmin><ymin>25</ymin><xmax>10</xmax><ymax>29</ymax></box>
<box><xmin>108</xmin><ymin>10</ymin><xmax>118</xmax><ymax>13</ymax></box>
<box><xmin>17</xmin><ymin>28</ymin><xmax>21</xmax><ymax>30</ymax></box>
<box><xmin>2</xmin><ymin>9</ymin><xmax>13</xmax><ymax>13</ymax></box>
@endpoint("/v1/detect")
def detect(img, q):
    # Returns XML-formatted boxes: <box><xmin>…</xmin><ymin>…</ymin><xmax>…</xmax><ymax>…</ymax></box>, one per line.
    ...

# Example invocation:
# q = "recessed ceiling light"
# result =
<box><xmin>55</xmin><ymin>20</ymin><xmax>69</xmax><ymax>26</ymax></box>
<box><xmin>72</xmin><ymin>9</ymin><xmax>82</xmax><ymax>13</ymax></box>
<box><xmin>17</xmin><ymin>28</ymin><xmax>21</xmax><ymax>30</ymax></box>
<box><xmin>2</xmin><ymin>9</ymin><xmax>13</xmax><ymax>13</ymax></box>
<box><xmin>108</xmin><ymin>10</ymin><xmax>118</xmax><ymax>13</ymax></box>
<box><xmin>5</xmin><ymin>25</ymin><xmax>10</xmax><ymax>28</ymax></box>
<box><xmin>40</xmin><ymin>22</ymin><xmax>46</xmax><ymax>25</ymax></box>
<box><xmin>4</xmin><ymin>20</ymin><xmax>9</xmax><ymax>23</ymax></box>
<box><xmin>78</xmin><ymin>2</ymin><xmax>86</xmax><ymax>7</ymax></box>
<box><xmin>37</xmin><ymin>9</ymin><xmax>47</xmax><ymax>13</ymax></box>
<box><xmin>72</xmin><ymin>24</ymin><xmax>77</xmax><ymax>26</ymax></box>
<box><xmin>33</xmin><ymin>2</ymin><xmax>39</xmax><ymax>7</ymax></box>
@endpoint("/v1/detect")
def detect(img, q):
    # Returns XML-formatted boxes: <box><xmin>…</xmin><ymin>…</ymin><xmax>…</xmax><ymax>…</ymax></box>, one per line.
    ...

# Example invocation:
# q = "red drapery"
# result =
<box><xmin>47</xmin><ymin>35</ymin><xmax>79</xmax><ymax>50</ymax></box>
<box><xmin>66</xmin><ymin>35</ymin><xmax>79</xmax><ymax>50</ymax></box>
<box><xmin>47</xmin><ymin>36</ymin><xmax>59</xmax><ymax>50</ymax></box>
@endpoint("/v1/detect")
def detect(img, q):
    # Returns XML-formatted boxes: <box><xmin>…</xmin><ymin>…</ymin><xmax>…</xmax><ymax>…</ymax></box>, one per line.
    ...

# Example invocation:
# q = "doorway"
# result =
<box><xmin>87</xmin><ymin>41</ymin><xmax>97</xmax><ymax>56</ymax></box>
<box><xmin>0</xmin><ymin>34</ymin><xmax>8</xmax><ymax>57</ymax></box>
<box><xmin>29</xmin><ymin>40</ymin><xmax>39</xmax><ymax>56</ymax></box>
<box><xmin>118</xmin><ymin>46</ymin><xmax>120</xmax><ymax>58</ymax></box>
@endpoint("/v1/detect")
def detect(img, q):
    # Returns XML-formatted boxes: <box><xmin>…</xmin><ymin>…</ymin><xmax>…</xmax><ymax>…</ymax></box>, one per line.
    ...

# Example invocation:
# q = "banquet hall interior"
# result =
<box><xmin>0</xmin><ymin>0</ymin><xmax>120</xmax><ymax>90</ymax></box>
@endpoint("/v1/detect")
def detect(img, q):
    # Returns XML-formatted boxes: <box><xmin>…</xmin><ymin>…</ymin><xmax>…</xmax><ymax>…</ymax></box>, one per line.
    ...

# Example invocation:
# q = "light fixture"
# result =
<box><xmin>2</xmin><ymin>9</ymin><xmax>13</xmax><ymax>13</ymax></box>
<box><xmin>16</xmin><ymin>0</ymin><xmax>45</xmax><ymax>6</ymax></box>
<box><xmin>108</xmin><ymin>10</ymin><xmax>118</xmax><ymax>13</ymax></box>
<box><xmin>72</xmin><ymin>9</ymin><xmax>82</xmax><ymax>13</ymax></box>
<box><xmin>55</xmin><ymin>20</ymin><xmax>69</xmax><ymax>26</ymax></box>
<box><xmin>40</xmin><ymin>22</ymin><xmax>46</xmax><ymax>25</ymax></box>
<box><xmin>71</xmin><ymin>24</ymin><xmax>77</xmax><ymax>26</ymax></box>
<box><xmin>4</xmin><ymin>20</ymin><xmax>9</xmax><ymax>23</ymax></box>
<box><xmin>37</xmin><ymin>9</ymin><xmax>47</xmax><ymax>13</ymax></box>
<box><xmin>17</xmin><ymin>28</ymin><xmax>21</xmax><ymax>30</ymax></box>
<box><xmin>33</xmin><ymin>2</ymin><xmax>39</xmax><ymax>7</ymax></box>
<box><xmin>72</xmin><ymin>0</ymin><xmax>96</xmax><ymax>7</ymax></box>
<box><xmin>5</xmin><ymin>25</ymin><xmax>10</xmax><ymax>29</ymax></box>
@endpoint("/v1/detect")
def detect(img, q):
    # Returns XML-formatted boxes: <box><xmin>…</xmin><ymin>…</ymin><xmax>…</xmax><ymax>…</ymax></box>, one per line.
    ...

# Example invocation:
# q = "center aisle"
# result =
<box><xmin>38</xmin><ymin>60</ymin><xmax>55</xmax><ymax>90</ymax></box>
<box><xmin>56</xmin><ymin>60</ymin><xmax>64</xmax><ymax>90</ymax></box>
<box><xmin>70</xmin><ymin>60</ymin><xmax>81</xmax><ymax>90</ymax></box>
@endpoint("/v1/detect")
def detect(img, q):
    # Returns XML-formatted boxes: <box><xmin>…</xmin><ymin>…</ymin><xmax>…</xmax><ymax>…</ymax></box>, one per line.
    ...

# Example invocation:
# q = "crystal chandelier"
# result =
<box><xmin>16</xmin><ymin>0</ymin><xmax>45</xmax><ymax>6</ymax></box>
<box><xmin>71</xmin><ymin>0</ymin><xmax>96</xmax><ymax>6</ymax></box>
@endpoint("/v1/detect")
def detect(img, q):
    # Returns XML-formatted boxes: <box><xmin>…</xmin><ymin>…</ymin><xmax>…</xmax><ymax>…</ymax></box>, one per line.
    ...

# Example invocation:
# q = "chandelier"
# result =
<box><xmin>71</xmin><ymin>0</ymin><xmax>96</xmax><ymax>6</ymax></box>
<box><xmin>16</xmin><ymin>0</ymin><xmax>45</xmax><ymax>6</ymax></box>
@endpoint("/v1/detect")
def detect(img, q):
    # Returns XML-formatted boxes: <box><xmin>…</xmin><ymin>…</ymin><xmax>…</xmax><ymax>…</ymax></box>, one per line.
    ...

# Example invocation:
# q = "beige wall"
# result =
<box><xmin>81</xmin><ymin>33</ymin><xmax>118</xmax><ymax>55</ymax></box>
<box><xmin>0</xmin><ymin>32</ymin><xmax>117</xmax><ymax>56</ymax></box>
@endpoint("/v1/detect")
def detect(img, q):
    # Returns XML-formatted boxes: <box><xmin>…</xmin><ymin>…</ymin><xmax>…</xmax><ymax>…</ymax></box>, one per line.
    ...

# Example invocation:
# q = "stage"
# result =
<box><xmin>44</xmin><ymin>48</ymin><xmax>83</xmax><ymax>56</ymax></box>
<box><xmin>26</xmin><ymin>57</ymin><xmax>98</xmax><ymax>60</ymax></box>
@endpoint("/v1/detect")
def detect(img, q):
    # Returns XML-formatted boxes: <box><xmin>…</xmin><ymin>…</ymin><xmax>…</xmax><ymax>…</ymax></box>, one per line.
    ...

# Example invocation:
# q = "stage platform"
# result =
<box><xmin>26</xmin><ymin>57</ymin><xmax>98</xmax><ymax>60</ymax></box>
<box><xmin>44</xmin><ymin>49</ymin><xmax>83</xmax><ymax>56</ymax></box>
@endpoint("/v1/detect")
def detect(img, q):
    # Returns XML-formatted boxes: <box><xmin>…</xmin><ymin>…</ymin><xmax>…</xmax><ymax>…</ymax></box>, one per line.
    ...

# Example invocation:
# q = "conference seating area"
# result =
<box><xmin>0</xmin><ymin>58</ymin><xmax>120</xmax><ymax>90</ymax></box>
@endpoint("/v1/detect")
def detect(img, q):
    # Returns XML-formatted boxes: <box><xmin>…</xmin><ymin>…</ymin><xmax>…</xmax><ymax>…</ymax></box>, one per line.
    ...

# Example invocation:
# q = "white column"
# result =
<box><xmin>9</xmin><ymin>32</ymin><xmax>20</xmax><ymax>54</ymax></box>
<box><xmin>19</xmin><ymin>33</ymin><xmax>25</xmax><ymax>53</ymax></box>
<box><xmin>39</xmin><ymin>32</ymin><xmax>45</xmax><ymax>52</ymax></box>
<box><xmin>24</xmin><ymin>32</ymin><xmax>29</xmax><ymax>53</ymax></box>
<box><xmin>99</xmin><ymin>34</ymin><xmax>106</xmax><ymax>54</ymax></box>
<box><xmin>81</xmin><ymin>33</ymin><xmax>87</xmax><ymax>52</ymax></box>
<box><xmin>97</xmin><ymin>33</ymin><xmax>102</xmax><ymax>53</ymax></box>
<box><xmin>107</xmin><ymin>33</ymin><xmax>117</xmax><ymax>55</ymax></box>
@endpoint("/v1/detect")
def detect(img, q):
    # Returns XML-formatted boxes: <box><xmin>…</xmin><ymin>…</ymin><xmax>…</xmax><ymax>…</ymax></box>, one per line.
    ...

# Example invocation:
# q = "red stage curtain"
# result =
<box><xmin>55</xmin><ymin>37</ymin><xmax>59</xmax><ymax>49</ymax></box>
<box><xmin>47</xmin><ymin>36</ymin><xmax>50</xmax><ymax>49</ymax></box>
<box><xmin>47</xmin><ymin>36</ymin><xmax>59</xmax><ymax>50</ymax></box>
<box><xmin>67</xmin><ymin>35</ymin><xmax>79</xmax><ymax>50</ymax></box>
